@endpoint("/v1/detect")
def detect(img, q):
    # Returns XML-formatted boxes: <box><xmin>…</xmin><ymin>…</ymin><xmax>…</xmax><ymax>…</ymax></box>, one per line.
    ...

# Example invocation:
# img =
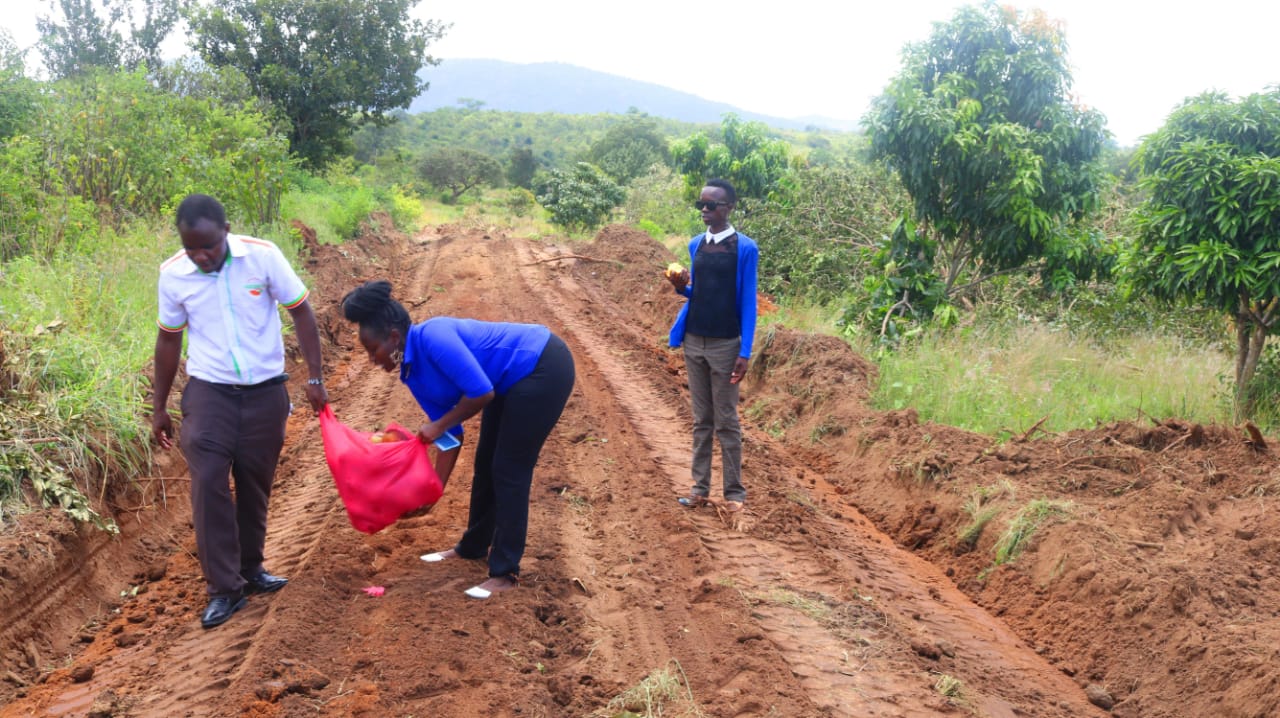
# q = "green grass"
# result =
<box><xmin>994</xmin><ymin>499</ymin><xmax>1073</xmax><ymax>565</ymax></box>
<box><xmin>0</xmin><ymin>207</ymin><xmax>330</xmax><ymax>530</ymax></box>
<box><xmin>0</xmin><ymin>223</ymin><xmax>174</xmax><ymax>529</ymax></box>
<box><xmin>598</xmin><ymin>660</ymin><xmax>702</xmax><ymax>718</ymax></box>
<box><xmin>958</xmin><ymin>480</ymin><xmax>1015</xmax><ymax>549</ymax></box>
<box><xmin>868</xmin><ymin>321</ymin><xmax>1232</xmax><ymax>436</ymax></box>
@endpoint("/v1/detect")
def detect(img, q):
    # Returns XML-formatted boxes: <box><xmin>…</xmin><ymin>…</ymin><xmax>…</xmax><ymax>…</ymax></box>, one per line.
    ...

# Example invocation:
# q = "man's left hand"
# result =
<box><xmin>730</xmin><ymin>357</ymin><xmax>749</xmax><ymax>385</ymax></box>
<box><xmin>304</xmin><ymin>383</ymin><xmax>328</xmax><ymax>414</ymax></box>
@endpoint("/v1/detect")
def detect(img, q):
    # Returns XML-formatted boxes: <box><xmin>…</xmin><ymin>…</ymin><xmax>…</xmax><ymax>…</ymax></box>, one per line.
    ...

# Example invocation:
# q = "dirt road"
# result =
<box><xmin>6</xmin><ymin>221</ymin><xmax>1270</xmax><ymax>717</ymax></box>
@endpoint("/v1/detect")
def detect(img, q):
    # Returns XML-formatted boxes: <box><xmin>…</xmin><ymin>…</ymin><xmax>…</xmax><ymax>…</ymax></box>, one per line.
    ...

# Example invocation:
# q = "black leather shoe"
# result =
<box><xmin>243</xmin><ymin>569</ymin><xmax>288</xmax><ymax>595</ymax></box>
<box><xmin>201</xmin><ymin>594</ymin><xmax>247</xmax><ymax>629</ymax></box>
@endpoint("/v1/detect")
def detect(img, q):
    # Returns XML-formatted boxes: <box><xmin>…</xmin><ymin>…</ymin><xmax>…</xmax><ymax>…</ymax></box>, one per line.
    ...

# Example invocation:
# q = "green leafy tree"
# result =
<box><xmin>418</xmin><ymin>147</ymin><xmax>503</xmax><ymax>201</ymax></box>
<box><xmin>671</xmin><ymin>113</ymin><xmax>794</xmax><ymax>210</ymax></box>
<box><xmin>1128</xmin><ymin>89</ymin><xmax>1280</xmax><ymax>412</ymax></box>
<box><xmin>507</xmin><ymin>147</ymin><xmax>537</xmax><ymax>189</ymax></box>
<box><xmin>187</xmin><ymin>0</ymin><xmax>447</xmax><ymax>167</ymax></box>
<box><xmin>533</xmin><ymin>162</ymin><xmax>625</xmax><ymax>233</ymax></box>
<box><xmin>587</xmin><ymin>110</ymin><xmax>669</xmax><ymax>185</ymax></box>
<box><xmin>863</xmin><ymin>2</ymin><xmax>1108</xmax><ymax>299</ymax></box>
<box><xmin>0</xmin><ymin>32</ymin><xmax>38</xmax><ymax>140</ymax></box>
<box><xmin>619</xmin><ymin>163</ymin><xmax>698</xmax><ymax>238</ymax></box>
<box><xmin>749</xmin><ymin>162</ymin><xmax>911</xmax><ymax>304</ymax></box>
<box><xmin>37</xmin><ymin>0</ymin><xmax>181</xmax><ymax>78</ymax></box>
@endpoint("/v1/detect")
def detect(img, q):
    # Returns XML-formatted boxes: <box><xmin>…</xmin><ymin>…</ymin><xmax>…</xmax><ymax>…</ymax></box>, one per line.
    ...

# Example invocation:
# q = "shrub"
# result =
<box><xmin>534</xmin><ymin>162</ymin><xmax>625</xmax><ymax>233</ymax></box>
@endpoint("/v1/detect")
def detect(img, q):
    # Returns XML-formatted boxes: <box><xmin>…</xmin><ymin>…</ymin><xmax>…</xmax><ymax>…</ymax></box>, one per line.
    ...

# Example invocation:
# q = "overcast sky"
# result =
<box><xmin>5</xmin><ymin>1</ymin><xmax>1278</xmax><ymax>146</ymax></box>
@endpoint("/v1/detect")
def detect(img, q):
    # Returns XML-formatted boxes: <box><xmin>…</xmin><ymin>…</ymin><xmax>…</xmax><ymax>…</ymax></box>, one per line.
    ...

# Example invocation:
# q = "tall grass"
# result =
<box><xmin>0</xmin><ymin>213</ymin><xmax>323</xmax><ymax>529</ymax></box>
<box><xmin>868</xmin><ymin>321</ymin><xmax>1232</xmax><ymax>435</ymax></box>
<box><xmin>0</xmin><ymin>222</ymin><xmax>172</xmax><ymax>528</ymax></box>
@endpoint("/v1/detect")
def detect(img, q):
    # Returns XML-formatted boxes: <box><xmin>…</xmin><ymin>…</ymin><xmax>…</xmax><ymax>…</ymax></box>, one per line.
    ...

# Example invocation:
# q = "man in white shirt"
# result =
<box><xmin>151</xmin><ymin>194</ymin><xmax>328</xmax><ymax>629</ymax></box>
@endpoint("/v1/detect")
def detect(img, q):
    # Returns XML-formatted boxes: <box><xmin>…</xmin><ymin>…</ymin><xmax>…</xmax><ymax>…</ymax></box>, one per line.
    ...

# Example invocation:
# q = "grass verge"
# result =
<box><xmin>868</xmin><ymin>321</ymin><xmax>1231</xmax><ymax>436</ymax></box>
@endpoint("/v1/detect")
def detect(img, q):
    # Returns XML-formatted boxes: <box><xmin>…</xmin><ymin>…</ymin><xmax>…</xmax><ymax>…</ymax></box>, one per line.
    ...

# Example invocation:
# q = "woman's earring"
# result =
<box><xmin>390</xmin><ymin>349</ymin><xmax>404</xmax><ymax>365</ymax></box>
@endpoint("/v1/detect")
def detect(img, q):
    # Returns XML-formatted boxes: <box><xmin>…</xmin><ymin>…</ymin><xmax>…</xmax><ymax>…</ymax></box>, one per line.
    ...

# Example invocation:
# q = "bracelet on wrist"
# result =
<box><xmin>306</xmin><ymin>377</ymin><xmax>324</xmax><ymax>386</ymax></box>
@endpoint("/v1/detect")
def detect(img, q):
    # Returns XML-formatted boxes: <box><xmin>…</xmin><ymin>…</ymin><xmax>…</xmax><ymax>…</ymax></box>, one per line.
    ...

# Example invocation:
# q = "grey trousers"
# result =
<box><xmin>180</xmin><ymin>377</ymin><xmax>290</xmax><ymax>598</ymax></box>
<box><xmin>683</xmin><ymin>333</ymin><xmax>746</xmax><ymax>502</ymax></box>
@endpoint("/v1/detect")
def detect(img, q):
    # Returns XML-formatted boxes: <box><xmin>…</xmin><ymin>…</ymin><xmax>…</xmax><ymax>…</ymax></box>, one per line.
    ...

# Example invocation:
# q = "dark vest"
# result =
<box><xmin>686</xmin><ymin>234</ymin><xmax>739</xmax><ymax>339</ymax></box>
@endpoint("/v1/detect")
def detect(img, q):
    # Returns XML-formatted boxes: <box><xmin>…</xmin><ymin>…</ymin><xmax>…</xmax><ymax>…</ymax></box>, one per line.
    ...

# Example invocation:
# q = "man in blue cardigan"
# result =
<box><xmin>666</xmin><ymin>178</ymin><xmax>758</xmax><ymax>513</ymax></box>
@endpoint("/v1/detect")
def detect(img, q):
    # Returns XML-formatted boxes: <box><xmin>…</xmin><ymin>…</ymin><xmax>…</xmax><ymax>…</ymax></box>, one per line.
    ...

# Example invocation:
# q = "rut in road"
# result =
<box><xmin>511</xmin><ymin>237</ymin><xmax>1104</xmax><ymax>717</ymax></box>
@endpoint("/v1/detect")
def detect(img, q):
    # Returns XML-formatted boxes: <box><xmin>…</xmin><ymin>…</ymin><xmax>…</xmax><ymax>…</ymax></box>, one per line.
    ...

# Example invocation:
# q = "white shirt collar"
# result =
<box><xmin>705</xmin><ymin>225</ymin><xmax>736</xmax><ymax>244</ymax></box>
<box><xmin>173</xmin><ymin>234</ymin><xmax>248</xmax><ymax>275</ymax></box>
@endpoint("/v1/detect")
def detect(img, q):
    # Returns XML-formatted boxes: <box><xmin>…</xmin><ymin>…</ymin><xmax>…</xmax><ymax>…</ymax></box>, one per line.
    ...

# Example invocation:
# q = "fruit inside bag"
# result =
<box><xmin>317</xmin><ymin>405</ymin><xmax>443</xmax><ymax>533</ymax></box>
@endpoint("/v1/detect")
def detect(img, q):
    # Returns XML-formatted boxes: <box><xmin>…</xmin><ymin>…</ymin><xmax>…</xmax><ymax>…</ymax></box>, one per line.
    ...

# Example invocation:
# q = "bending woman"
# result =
<box><xmin>341</xmin><ymin>280</ymin><xmax>575</xmax><ymax>599</ymax></box>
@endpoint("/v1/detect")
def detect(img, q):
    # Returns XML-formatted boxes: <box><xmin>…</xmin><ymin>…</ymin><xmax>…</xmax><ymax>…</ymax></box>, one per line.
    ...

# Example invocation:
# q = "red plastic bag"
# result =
<box><xmin>318</xmin><ymin>405</ymin><xmax>443</xmax><ymax>534</ymax></box>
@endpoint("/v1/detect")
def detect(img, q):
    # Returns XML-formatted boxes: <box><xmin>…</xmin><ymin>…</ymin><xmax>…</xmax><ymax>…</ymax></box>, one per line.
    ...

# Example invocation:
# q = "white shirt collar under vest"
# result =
<box><xmin>705</xmin><ymin>225</ymin><xmax>736</xmax><ymax>244</ymax></box>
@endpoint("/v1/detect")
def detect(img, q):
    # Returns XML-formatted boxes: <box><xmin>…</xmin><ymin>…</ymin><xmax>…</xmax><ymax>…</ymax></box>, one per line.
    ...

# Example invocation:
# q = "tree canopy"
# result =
<box><xmin>671</xmin><ymin>114</ymin><xmax>794</xmax><ymax>210</ymax></box>
<box><xmin>37</xmin><ymin>0</ymin><xmax>180</xmax><ymax>78</ymax></box>
<box><xmin>586</xmin><ymin>110</ymin><xmax>670</xmax><ymax>185</ymax></box>
<box><xmin>863</xmin><ymin>2</ymin><xmax>1108</xmax><ymax>298</ymax></box>
<box><xmin>418</xmin><ymin>147</ymin><xmax>503</xmax><ymax>201</ymax></box>
<box><xmin>533</xmin><ymin>162</ymin><xmax>625</xmax><ymax>233</ymax></box>
<box><xmin>1129</xmin><ymin>89</ymin><xmax>1280</xmax><ymax>410</ymax></box>
<box><xmin>187</xmin><ymin>0</ymin><xmax>446</xmax><ymax>167</ymax></box>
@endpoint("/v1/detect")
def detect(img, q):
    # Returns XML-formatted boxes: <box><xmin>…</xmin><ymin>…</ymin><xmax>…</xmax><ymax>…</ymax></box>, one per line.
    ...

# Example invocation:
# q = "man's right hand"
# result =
<box><xmin>152</xmin><ymin>409</ymin><xmax>174</xmax><ymax>450</ymax></box>
<box><xmin>665</xmin><ymin>268</ymin><xmax>689</xmax><ymax>291</ymax></box>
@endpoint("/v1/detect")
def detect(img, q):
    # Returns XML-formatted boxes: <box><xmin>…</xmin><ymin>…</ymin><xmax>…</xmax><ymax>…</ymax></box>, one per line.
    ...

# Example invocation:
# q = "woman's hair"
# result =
<box><xmin>341</xmin><ymin>280</ymin><xmax>411</xmax><ymax>339</ymax></box>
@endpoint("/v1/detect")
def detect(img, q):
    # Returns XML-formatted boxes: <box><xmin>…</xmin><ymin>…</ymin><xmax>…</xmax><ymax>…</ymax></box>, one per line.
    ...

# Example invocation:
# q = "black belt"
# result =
<box><xmin>204</xmin><ymin>373</ymin><xmax>289</xmax><ymax>391</ymax></box>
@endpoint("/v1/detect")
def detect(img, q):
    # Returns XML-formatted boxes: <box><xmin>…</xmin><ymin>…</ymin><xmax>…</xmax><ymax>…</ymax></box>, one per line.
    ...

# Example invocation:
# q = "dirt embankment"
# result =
<box><xmin>2</xmin><ymin>220</ymin><xmax>1276</xmax><ymax>717</ymax></box>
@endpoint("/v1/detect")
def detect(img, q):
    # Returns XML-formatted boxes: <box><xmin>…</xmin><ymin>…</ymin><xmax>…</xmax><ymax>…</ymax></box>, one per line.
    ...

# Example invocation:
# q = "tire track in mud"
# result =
<box><xmin>511</xmin><ymin>240</ymin><xmax>1104</xmax><ymax>717</ymax></box>
<box><xmin>27</xmin><ymin>232</ymin><xmax>451</xmax><ymax>717</ymax></box>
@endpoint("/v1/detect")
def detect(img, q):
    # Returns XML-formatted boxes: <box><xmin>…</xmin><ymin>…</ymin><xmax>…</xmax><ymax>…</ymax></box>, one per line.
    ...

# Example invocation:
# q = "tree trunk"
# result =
<box><xmin>1235</xmin><ymin>309</ymin><xmax>1270</xmax><ymax>420</ymax></box>
<box><xmin>940</xmin><ymin>232</ymin><xmax>971</xmax><ymax>299</ymax></box>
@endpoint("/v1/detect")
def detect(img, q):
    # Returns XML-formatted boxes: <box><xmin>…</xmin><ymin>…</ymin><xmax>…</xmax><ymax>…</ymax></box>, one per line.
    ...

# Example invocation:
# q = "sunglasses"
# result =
<box><xmin>695</xmin><ymin>200</ymin><xmax>731</xmax><ymax>211</ymax></box>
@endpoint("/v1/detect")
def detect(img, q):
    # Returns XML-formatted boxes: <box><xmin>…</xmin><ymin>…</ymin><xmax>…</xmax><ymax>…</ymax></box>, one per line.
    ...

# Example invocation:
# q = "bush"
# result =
<box><xmin>534</xmin><ymin>162</ymin><xmax>625</xmax><ymax>233</ymax></box>
<box><xmin>505</xmin><ymin>187</ymin><xmax>536</xmax><ymax>217</ymax></box>
<box><xmin>620</xmin><ymin>164</ymin><xmax>699</xmax><ymax>238</ymax></box>
<box><xmin>0</xmin><ymin>68</ymin><xmax>292</xmax><ymax>257</ymax></box>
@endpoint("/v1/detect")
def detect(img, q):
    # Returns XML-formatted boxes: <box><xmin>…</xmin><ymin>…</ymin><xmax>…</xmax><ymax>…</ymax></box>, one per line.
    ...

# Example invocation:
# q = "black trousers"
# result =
<box><xmin>180</xmin><ymin>376</ymin><xmax>290</xmax><ymax>598</ymax></box>
<box><xmin>455</xmin><ymin>334</ymin><xmax>575</xmax><ymax>579</ymax></box>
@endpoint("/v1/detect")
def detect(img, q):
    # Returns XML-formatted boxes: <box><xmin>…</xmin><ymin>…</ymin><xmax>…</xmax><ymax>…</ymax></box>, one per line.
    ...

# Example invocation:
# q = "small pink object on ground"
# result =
<box><xmin>362</xmin><ymin>586</ymin><xmax>386</xmax><ymax>597</ymax></box>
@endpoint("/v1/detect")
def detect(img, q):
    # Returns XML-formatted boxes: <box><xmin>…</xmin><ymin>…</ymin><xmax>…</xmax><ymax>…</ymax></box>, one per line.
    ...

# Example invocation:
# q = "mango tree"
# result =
<box><xmin>670</xmin><ymin>113</ymin><xmax>794</xmax><ymax>212</ymax></box>
<box><xmin>863</xmin><ymin>2</ymin><xmax>1108</xmax><ymax>299</ymax></box>
<box><xmin>1129</xmin><ymin>89</ymin><xmax>1280</xmax><ymax>413</ymax></box>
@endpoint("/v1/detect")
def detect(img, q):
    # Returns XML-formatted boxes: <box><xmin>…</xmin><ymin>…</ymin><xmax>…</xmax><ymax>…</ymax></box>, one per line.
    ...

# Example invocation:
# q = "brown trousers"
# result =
<box><xmin>180</xmin><ymin>377</ymin><xmax>290</xmax><ymax>598</ymax></box>
<box><xmin>683</xmin><ymin>333</ymin><xmax>745</xmax><ymax>502</ymax></box>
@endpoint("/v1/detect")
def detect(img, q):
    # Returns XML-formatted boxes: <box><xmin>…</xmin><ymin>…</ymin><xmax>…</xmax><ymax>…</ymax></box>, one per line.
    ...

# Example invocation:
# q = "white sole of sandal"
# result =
<box><xmin>420</xmin><ymin>552</ymin><xmax>447</xmax><ymax>563</ymax></box>
<box><xmin>464</xmin><ymin>585</ymin><xmax>492</xmax><ymax>599</ymax></box>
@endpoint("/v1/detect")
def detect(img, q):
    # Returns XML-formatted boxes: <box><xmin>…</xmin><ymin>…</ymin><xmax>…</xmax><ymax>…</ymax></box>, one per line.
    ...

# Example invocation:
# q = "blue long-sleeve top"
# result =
<box><xmin>668</xmin><ymin>231</ymin><xmax>759</xmax><ymax>359</ymax></box>
<box><xmin>400</xmin><ymin>317</ymin><xmax>551</xmax><ymax>438</ymax></box>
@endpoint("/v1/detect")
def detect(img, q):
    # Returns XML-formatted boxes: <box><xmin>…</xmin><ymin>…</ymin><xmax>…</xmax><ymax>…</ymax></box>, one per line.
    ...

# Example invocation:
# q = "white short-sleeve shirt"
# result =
<box><xmin>157</xmin><ymin>234</ymin><xmax>309</xmax><ymax>385</ymax></box>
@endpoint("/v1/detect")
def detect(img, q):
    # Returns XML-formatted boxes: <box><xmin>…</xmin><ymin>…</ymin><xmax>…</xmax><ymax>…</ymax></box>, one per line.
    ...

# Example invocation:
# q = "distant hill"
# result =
<box><xmin>410</xmin><ymin>59</ymin><xmax>859</xmax><ymax>133</ymax></box>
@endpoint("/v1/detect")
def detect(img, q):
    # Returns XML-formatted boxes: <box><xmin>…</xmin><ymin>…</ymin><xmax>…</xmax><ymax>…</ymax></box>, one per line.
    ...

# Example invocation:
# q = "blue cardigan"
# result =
<box><xmin>400</xmin><ymin>317</ymin><xmax>551</xmax><ymax>439</ymax></box>
<box><xmin>667</xmin><ymin>231</ymin><xmax>759</xmax><ymax>359</ymax></box>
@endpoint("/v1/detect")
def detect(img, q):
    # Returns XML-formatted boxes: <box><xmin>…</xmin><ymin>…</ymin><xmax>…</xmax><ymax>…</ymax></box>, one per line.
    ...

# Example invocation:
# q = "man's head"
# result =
<box><xmin>175</xmin><ymin>194</ymin><xmax>230</xmax><ymax>274</ymax></box>
<box><xmin>697</xmin><ymin>178</ymin><xmax>736</xmax><ymax>232</ymax></box>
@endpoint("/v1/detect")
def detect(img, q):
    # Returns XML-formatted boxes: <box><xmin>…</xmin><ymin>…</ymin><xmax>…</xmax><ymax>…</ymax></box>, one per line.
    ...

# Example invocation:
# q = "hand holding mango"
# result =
<box><xmin>664</xmin><ymin>262</ymin><xmax>683</xmax><ymax>278</ymax></box>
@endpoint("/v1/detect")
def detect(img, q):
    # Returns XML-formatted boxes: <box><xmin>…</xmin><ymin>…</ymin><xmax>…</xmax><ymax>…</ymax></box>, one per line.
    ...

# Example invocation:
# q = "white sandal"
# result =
<box><xmin>420</xmin><ymin>552</ymin><xmax>448</xmax><ymax>563</ymax></box>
